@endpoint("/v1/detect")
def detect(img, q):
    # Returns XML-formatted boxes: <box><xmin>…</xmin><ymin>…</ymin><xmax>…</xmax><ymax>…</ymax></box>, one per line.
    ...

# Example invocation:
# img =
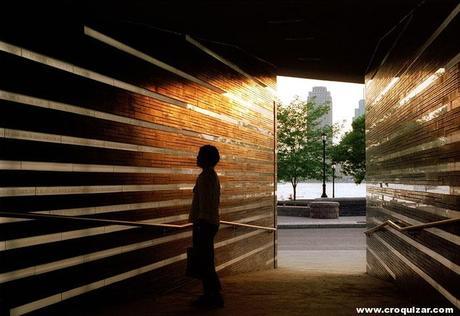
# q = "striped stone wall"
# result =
<box><xmin>365</xmin><ymin>6</ymin><xmax>459</xmax><ymax>308</ymax></box>
<box><xmin>0</xmin><ymin>18</ymin><xmax>276</xmax><ymax>315</ymax></box>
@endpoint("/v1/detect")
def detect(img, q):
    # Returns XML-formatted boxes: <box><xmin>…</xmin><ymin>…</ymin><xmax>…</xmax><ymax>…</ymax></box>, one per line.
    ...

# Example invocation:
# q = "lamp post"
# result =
<box><xmin>332</xmin><ymin>163</ymin><xmax>336</xmax><ymax>198</ymax></box>
<box><xmin>321</xmin><ymin>133</ymin><xmax>328</xmax><ymax>198</ymax></box>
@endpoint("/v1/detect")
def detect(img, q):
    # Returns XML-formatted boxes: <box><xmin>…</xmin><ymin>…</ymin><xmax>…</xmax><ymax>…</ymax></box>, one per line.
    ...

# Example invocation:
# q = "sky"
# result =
<box><xmin>276</xmin><ymin>76</ymin><xmax>364</xmax><ymax>141</ymax></box>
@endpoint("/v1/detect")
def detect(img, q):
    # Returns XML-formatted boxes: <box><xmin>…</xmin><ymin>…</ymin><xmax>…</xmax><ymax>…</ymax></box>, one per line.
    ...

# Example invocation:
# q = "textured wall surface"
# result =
<box><xmin>365</xmin><ymin>7</ymin><xmax>459</xmax><ymax>309</ymax></box>
<box><xmin>0</xmin><ymin>17</ymin><xmax>276</xmax><ymax>315</ymax></box>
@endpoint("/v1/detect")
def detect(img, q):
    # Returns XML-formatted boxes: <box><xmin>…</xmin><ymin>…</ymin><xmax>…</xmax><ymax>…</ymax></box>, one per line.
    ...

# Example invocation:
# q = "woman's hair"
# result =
<box><xmin>197</xmin><ymin>145</ymin><xmax>220</xmax><ymax>168</ymax></box>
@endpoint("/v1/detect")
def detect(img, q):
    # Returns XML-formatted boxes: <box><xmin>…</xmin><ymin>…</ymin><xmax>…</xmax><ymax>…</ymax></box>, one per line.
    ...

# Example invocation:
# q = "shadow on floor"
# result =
<box><xmin>67</xmin><ymin>268</ymin><xmax>411</xmax><ymax>316</ymax></box>
<box><xmin>33</xmin><ymin>228</ymin><xmax>411</xmax><ymax>315</ymax></box>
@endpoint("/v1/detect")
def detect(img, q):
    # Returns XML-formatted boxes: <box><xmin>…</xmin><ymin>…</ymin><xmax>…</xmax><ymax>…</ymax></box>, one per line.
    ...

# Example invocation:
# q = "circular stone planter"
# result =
<box><xmin>310</xmin><ymin>201</ymin><xmax>340</xmax><ymax>219</ymax></box>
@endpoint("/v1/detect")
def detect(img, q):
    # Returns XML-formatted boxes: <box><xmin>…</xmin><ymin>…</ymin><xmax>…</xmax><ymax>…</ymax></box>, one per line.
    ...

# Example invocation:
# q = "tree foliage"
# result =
<box><xmin>332</xmin><ymin>115</ymin><xmax>365</xmax><ymax>184</ymax></box>
<box><xmin>277</xmin><ymin>97</ymin><xmax>333</xmax><ymax>200</ymax></box>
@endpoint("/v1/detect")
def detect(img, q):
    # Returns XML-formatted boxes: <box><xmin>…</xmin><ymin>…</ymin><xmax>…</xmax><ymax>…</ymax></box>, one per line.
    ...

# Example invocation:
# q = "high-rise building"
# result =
<box><xmin>307</xmin><ymin>86</ymin><xmax>333</xmax><ymax>128</ymax></box>
<box><xmin>353</xmin><ymin>99</ymin><xmax>365</xmax><ymax>120</ymax></box>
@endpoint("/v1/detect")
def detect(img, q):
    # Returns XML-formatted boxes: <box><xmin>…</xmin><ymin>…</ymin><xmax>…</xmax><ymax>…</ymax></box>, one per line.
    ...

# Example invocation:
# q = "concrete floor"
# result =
<box><xmin>278</xmin><ymin>228</ymin><xmax>366</xmax><ymax>273</ymax></box>
<box><xmin>78</xmin><ymin>228</ymin><xmax>412</xmax><ymax>315</ymax></box>
<box><xmin>277</xmin><ymin>216</ymin><xmax>366</xmax><ymax>228</ymax></box>
<box><xmin>135</xmin><ymin>269</ymin><xmax>410</xmax><ymax>316</ymax></box>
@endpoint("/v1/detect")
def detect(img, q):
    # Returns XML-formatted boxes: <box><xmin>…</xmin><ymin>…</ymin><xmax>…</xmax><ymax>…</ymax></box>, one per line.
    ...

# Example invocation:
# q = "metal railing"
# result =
<box><xmin>0</xmin><ymin>211</ymin><xmax>276</xmax><ymax>231</ymax></box>
<box><xmin>364</xmin><ymin>218</ymin><xmax>459</xmax><ymax>236</ymax></box>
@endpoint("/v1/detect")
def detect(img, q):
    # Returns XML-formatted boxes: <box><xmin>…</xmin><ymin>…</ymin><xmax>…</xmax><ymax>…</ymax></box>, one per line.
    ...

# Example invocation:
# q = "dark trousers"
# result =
<box><xmin>192</xmin><ymin>219</ymin><xmax>221</xmax><ymax>296</ymax></box>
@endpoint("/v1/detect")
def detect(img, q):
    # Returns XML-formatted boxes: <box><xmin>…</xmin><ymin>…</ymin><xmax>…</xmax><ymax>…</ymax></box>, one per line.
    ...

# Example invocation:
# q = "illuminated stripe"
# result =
<box><xmin>8</xmin><ymin>235</ymin><xmax>273</xmax><ymax>315</ymax></box>
<box><xmin>0</xmin><ymin>160</ymin><xmax>200</xmax><ymax>174</ymax></box>
<box><xmin>1</xmin><ymin>128</ymin><xmax>273</xmax><ymax>165</ymax></box>
<box><xmin>234</xmin><ymin>213</ymin><xmax>273</xmax><ymax>224</ymax></box>
<box><xmin>265</xmin><ymin>257</ymin><xmax>275</xmax><ymax>266</ymax></box>
<box><xmin>367</xmin><ymin>53</ymin><xmax>459</xmax><ymax>142</ymax></box>
<box><xmin>370</xmin><ymin>77</ymin><xmax>399</xmax><ymax>106</ymax></box>
<box><xmin>400</xmin><ymin>68</ymin><xmax>446</xmax><ymax>106</ymax></box>
<box><xmin>223</xmin><ymin>92</ymin><xmax>273</xmax><ymax>118</ymax></box>
<box><xmin>0</xmin><ymin>181</ymin><xmax>272</xmax><ymax>197</ymax></box>
<box><xmin>34</xmin><ymin>199</ymin><xmax>271</xmax><ymax>220</ymax></box>
<box><xmin>401</xmin><ymin>5</ymin><xmax>460</xmax><ymax>79</ymax></box>
<box><xmin>216</xmin><ymin>241</ymin><xmax>273</xmax><ymax>271</ymax></box>
<box><xmin>373</xmin><ymin>234</ymin><xmax>459</xmax><ymax>308</ymax></box>
<box><xmin>0</xmin><ymin>160</ymin><xmax>273</xmax><ymax>177</ymax></box>
<box><xmin>186</xmin><ymin>103</ymin><xmax>272</xmax><ymax>135</ymax></box>
<box><xmin>367</xmin><ymin>183</ymin><xmax>454</xmax><ymax>195</ymax></box>
<box><xmin>373</xmin><ymin>195</ymin><xmax>460</xmax><ymax>219</ymax></box>
<box><xmin>0</xmin><ymin>90</ymin><xmax>273</xmax><ymax>152</ymax></box>
<box><xmin>0</xmin><ymin>191</ymin><xmax>272</xmax><ymax>227</ymax></box>
<box><xmin>0</xmin><ymin>231</ymin><xmax>192</xmax><ymax>283</ymax></box>
<box><xmin>0</xmin><ymin>42</ymin><xmax>273</xmax><ymax>137</ymax></box>
<box><xmin>1</xmin><ymin>229</ymin><xmax>268</xmax><ymax>284</ymax></box>
<box><xmin>371</xmin><ymin>218</ymin><xmax>459</xmax><ymax>274</ymax></box>
<box><xmin>2</xmin><ymin>127</ymin><xmax>192</xmax><ymax>155</ymax></box>
<box><xmin>0</xmin><ymin>41</ymin><xmax>182</xmax><ymax>105</ymax></box>
<box><xmin>0</xmin><ymin>183</ymin><xmax>194</xmax><ymax>197</ymax></box>
<box><xmin>1</xmin><ymin>199</ymin><xmax>273</xmax><ymax>250</ymax></box>
<box><xmin>221</xmin><ymin>200</ymin><xmax>273</xmax><ymax>215</ymax></box>
<box><xmin>366</xmin><ymin>246</ymin><xmax>396</xmax><ymax>279</ymax></box>
<box><xmin>83</xmin><ymin>26</ymin><xmax>224</xmax><ymax>94</ymax></box>
<box><xmin>83</xmin><ymin>26</ymin><xmax>274</xmax><ymax>119</ymax></box>
<box><xmin>0</xmin><ymin>217</ymin><xmax>28</xmax><ymax>224</ymax></box>
<box><xmin>4</xmin><ymin>226</ymin><xmax>128</xmax><ymax>251</ymax></box>
<box><xmin>371</xmin><ymin>207</ymin><xmax>460</xmax><ymax>246</ymax></box>
<box><xmin>185</xmin><ymin>35</ymin><xmax>269</xmax><ymax>90</ymax></box>
<box><xmin>369</xmin><ymin>130</ymin><xmax>459</xmax><ymax>162</ymax></box>
<box><xmin>35</xmin><ymin>199</ymin><xmax>192</xmax><ymax>217</ymax></box>
<box><xmin>33</xmin><ymin>193</ymin><xmax>271</xmax><ymax>217</ymax></box>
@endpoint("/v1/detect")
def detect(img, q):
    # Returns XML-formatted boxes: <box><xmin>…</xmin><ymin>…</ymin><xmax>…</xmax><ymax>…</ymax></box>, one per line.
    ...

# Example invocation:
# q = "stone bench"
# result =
<box><xmin>310</xmin><ymin>201</ymin><xmax>340</xmax><ymax>219</ymax></box>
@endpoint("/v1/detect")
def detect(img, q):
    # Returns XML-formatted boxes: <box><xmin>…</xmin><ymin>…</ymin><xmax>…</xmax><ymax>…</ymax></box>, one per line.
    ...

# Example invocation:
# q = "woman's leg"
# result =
<box><xmin>202</xmin><ymin>223</ymin><xmax>221</xmax><ymax>296</ymax></box>
<box><xmin>195</xmin><ymin>221</ymin><xmax>223</xmax><ymax>306</ymax></box>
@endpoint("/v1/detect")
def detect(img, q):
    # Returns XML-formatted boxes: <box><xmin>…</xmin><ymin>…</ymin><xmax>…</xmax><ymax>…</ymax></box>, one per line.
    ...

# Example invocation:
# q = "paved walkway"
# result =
<box><xmin>278</xmin><ymin>215</ymin><xmax>366</xmax><ymax>228</ymax></box>
<box><xmin>278</xmin><ymin>228</ymin><xmax>366</xmax><ymax>273</ymax></box>
<box><xmin>63</xmin><ymin>227</ymin><xmax>412</xmax><ymax>315</ymax></box>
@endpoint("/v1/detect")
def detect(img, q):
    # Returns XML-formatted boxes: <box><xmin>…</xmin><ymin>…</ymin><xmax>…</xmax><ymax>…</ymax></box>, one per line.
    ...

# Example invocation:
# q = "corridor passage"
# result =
<box><xmin>53</xmin><ymin>229</ymin><xmax>411</xmax><ymax>315</ymax></box>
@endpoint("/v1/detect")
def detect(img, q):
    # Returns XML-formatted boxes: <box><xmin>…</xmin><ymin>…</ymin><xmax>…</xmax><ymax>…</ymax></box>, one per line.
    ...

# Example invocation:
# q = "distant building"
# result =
<box><xmin>353</xmin><ymin>99</ymin><xmax>365</xmax><ymax>120</ymax></box>
<box><xmin>307</xmin><ymin>86</ymin><xmax>333</xmax><ymax>128</ymax></box>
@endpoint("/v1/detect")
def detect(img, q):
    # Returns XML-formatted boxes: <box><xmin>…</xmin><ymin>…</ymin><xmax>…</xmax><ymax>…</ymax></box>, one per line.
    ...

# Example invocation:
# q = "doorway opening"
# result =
<box><xmin>276</xmin><ymin>76</ymin><xmax>366</xmax><ymax>273</ymax></box>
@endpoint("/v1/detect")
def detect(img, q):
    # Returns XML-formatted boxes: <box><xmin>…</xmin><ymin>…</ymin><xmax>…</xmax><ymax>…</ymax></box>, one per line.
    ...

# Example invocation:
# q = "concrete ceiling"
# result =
<box><xmin>4</xmin><ymin>0</ymin><xmax>459</xmax><ymax>83</ymax></box>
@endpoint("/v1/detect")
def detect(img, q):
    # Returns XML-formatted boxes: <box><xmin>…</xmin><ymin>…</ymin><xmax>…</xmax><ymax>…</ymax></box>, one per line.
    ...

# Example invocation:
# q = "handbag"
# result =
<box><xmin>186</xmin><ymin>247</ymin><xmax>202</xmax><ymax>279</ymax></box>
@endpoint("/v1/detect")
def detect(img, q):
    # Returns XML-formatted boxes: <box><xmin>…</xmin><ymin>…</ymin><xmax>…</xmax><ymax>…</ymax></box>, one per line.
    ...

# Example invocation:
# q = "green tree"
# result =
<box><xmin>332</xmin><ymin>115</ymin><xmax>365</xmax><ymax>184</ymax></box>
<box><xmin>277</xmin><ymin>97</ymin><xmax>333</xmax><ymax>200</ymax></box>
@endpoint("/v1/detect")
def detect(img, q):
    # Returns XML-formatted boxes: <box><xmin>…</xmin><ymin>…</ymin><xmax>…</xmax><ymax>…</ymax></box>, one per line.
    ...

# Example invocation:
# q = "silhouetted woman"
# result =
<box><xmin>189</xmin><ymin>145</ymin><xmax>224</xmax><ymax>308</ymax></box>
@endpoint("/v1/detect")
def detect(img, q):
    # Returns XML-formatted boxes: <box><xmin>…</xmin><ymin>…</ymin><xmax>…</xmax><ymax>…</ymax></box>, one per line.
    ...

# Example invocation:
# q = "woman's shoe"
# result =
<box><xmin>207</xmin><ymin>293</ymin><xmax>224</xmax><ymax>308</ymax></box>
<box><xmin>190</xmin><ymin>295</ymin><xmax>209</xmax><ymax>307</ymax></box>
<box><xmin>191</xmin><ymin>294</ymin><xmax>224</xmax><ymax>309</ymax></box>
